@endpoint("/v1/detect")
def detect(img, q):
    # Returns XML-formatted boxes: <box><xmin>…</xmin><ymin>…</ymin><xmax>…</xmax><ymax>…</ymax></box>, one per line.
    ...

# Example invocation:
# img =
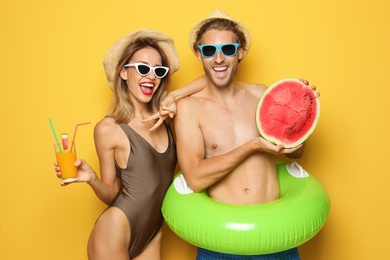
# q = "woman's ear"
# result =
<box><xmin>120</xmin><ymin>68</ymin><xmax>128</xmax><ymax>80</ymax></box>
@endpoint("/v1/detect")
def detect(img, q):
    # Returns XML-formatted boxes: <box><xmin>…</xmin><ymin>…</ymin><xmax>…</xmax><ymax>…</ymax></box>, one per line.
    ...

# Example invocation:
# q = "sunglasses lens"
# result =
<box><xmin>154</xmin><ymin>68</ymin><xmax>167</xmax><ymax>78</ymax></box>
<box><xmin>137</xmin><ymin>64</ymin><xmax>151</xmax><ymax>76</ymax></box>
<box><xmin>202</xmin><ymin>46</ymin><xmax>217</xmax><ymax>57</ymax></box>
<box><xmin>221</xmin><ymin>44</ymin><xmax>237</xmax><ymax>56</ymax></box>
<box><xmin>199</xmin><ymin>44</ymin><xmax>238</xmax><ymax>58</ymax></box>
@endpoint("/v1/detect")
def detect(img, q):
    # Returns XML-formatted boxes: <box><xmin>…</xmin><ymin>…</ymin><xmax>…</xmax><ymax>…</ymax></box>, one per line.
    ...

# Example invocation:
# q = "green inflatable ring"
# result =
<box><xmin>162</xmin><ymin>162</ymin><xmax>330</xmax><ymax>255</ymax></box>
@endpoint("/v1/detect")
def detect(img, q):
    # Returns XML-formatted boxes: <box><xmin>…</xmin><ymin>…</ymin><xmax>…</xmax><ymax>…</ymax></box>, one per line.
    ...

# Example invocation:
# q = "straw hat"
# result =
<box><xmin>189</xmin><ymin>9</ymin><xmax>251</xmax><ymax>59</ymax></box>
<box><xmin>103</xmin><ymin>29</ymin><xmax>180</xmax><ymax>88</ymax></box>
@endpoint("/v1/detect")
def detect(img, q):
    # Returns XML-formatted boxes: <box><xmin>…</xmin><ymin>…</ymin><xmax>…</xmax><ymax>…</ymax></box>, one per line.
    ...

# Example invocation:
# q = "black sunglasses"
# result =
<box><xmin>198</xmin><ymin>43</ymin><xmax>240</xmax><ymax>58</ymax></box>
<box><xmin>124</xmin><ymin>62</ymin><xmax>169</xmax><ymax>78</ymax></box>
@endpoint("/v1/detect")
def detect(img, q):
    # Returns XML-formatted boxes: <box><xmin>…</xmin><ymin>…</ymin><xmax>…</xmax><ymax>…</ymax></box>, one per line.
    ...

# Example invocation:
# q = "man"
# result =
<box><xmin>174</xmin><ymin>9</ymin><xmax>310</xmax><ymax>259</ymax></box>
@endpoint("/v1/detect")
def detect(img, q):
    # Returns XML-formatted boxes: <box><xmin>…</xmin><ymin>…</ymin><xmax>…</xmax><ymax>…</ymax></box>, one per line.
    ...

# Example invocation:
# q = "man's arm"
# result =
<box><xmin>174</xmin><ymin>97</ymin><xmax>252</xmax><ymax>191</ymax></box>
<box><xmin>174</xmin><ymin>97</ymin><xmax>300</xmax><ymax>192</ymax></box>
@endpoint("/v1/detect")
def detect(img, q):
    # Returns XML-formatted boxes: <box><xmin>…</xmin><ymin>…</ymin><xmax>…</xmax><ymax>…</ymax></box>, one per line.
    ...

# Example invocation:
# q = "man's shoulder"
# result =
<box><xmin>177</xmin><ymin>94</ymin><xmax>202</xmax><ymax>108</ymax></box>
<box><xmin>237</xmin><ymin>81</ymin><xmax>267</xmax><ymax>98</ymax></box>
<box><xmin>237</xmin><ymin>81</ymin><xmax>267</xmax><ymax>89</ymax></box>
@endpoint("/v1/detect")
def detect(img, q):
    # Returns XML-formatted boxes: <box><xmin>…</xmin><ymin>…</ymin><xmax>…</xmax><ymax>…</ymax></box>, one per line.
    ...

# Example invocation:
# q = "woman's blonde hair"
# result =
<box><xmin>108</xmin><ymin>37</ymin><xmax>171</xmax><ymax>124</ymax></box>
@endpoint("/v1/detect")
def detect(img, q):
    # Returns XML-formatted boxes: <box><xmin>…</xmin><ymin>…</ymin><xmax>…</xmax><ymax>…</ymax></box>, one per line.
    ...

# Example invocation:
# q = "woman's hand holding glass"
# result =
<box><xmin>54</xmin><ymin>159</ymin><xmax>97</xmax><ymax>186</ymax></box>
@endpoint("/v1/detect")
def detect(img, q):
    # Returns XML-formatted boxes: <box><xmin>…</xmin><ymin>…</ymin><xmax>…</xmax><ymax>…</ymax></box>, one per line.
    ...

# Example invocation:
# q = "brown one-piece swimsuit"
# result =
<box><xmin>107</xmin><ymin>122</ymin><xmax>176</xmax><ymax>258</ymax></box>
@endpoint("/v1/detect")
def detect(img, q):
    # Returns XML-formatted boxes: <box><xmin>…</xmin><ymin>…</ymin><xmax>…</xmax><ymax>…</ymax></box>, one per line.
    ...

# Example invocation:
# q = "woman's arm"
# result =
<box><xmin>88</xmin><ymin>118</ymin><xmax>120</xmax><ymax>204</ymax></box>
<box><xmin>55</xmin><ymin>118</ymin><xmax>120</xmax><ymax>205</ymax></box>
<box><xmin>167</xmin><ymin>75</ymin><xmax>208</xmax><ymax>102</ymax></box>
<box><xmin>143</xmin><ymin>75</ymin><xmax>208</xmax><ymax>131</ymax></box>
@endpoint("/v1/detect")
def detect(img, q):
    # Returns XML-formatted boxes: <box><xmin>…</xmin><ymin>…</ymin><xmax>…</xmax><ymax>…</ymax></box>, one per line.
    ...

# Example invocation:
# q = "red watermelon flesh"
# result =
<box><xmin>256</xmin><ymin>78</ymin><xmax>320</xmax><ymax>148</ymax></box>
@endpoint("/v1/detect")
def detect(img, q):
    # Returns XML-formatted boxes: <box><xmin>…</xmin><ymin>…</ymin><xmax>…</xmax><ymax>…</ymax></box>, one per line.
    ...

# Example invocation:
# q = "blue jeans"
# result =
<box><xmin>196</xmin><ymin>248</ymin><xmax>300</xmax><ymax>260</ymax></box>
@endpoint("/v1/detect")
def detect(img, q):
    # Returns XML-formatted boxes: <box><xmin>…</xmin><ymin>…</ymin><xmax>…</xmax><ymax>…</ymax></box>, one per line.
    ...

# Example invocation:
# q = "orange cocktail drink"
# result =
<box><xmin>54</xmin><ymin>143</ymin><xmax>77</xmax><ymax>180</ymax></box>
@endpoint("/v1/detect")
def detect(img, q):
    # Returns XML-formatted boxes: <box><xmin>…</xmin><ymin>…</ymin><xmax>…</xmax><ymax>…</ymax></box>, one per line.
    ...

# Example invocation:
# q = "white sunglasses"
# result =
<box><xmin>124</xmin><ymin>62</ymin><xmax>169</xmax><ymax>78</ymax></box>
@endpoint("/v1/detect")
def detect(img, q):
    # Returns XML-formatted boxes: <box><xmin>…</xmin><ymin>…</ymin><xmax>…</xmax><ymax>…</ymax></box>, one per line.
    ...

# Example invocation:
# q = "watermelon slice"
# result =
<box><xmin>61</xmin><ymin>133</ymin><xmax>69</xmax><ymax>150</ymax></box>
<box><xmin>256</xmin><ymin>78</ymin><xmax>320</xmax><ymax>148</ymax></box>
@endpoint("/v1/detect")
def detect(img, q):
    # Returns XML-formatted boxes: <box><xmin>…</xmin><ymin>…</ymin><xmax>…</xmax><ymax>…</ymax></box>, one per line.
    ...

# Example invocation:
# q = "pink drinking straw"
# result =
<box><xmin>70</xmin><ymin>122</ymin><xmax>91</xmax><ymax>152</ymax></box>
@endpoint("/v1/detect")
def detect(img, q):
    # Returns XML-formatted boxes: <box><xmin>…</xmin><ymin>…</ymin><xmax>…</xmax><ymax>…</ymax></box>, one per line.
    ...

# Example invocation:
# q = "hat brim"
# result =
<box><xmin>189</xmin><ymin>10</ymin><xmax>251</xmax><ymax>59</ymax></box>
<box><xmin>103</xmin><ymin>29</ymin><xmax>179</xmax><ymax>89</ymax></box>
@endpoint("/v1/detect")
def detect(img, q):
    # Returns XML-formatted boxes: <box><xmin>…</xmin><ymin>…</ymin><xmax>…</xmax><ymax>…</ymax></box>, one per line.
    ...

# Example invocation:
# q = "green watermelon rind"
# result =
<box><xmin>256</xmin><ymin>78</ymin><xmax>320</xmax><ymax>148</ymax></box>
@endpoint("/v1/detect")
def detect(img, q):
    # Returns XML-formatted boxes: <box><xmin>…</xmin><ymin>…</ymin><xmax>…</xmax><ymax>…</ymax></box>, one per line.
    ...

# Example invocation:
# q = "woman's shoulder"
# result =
<box><xmin>94</xmin><ymin>116</ymin><xmax>120</xmax><ymax>137</ymax></box>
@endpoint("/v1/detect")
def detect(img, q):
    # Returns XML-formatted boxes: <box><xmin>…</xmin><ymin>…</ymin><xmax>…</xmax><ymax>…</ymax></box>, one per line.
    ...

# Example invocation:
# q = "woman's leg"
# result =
<box><xmin>87</xmin><ymin>207</ymin><xmax>130</xmax><ymax>260</ymax></box>
<box><xmin>133</xmin><ymin>228</ymin><xmax>162</xmax><ymax>260</ymax></box>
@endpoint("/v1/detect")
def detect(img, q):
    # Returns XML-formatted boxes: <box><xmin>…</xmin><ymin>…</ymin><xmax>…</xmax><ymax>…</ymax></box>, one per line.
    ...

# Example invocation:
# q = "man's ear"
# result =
<box><xmin>196</xmin><ymin>50</ymin><xmax>203</xmax><ymax>62</ymax></box>
<box><xmin>238</xmin><ymin>48</ymin><xmax>243</xmax><ymax>61</ymax></box>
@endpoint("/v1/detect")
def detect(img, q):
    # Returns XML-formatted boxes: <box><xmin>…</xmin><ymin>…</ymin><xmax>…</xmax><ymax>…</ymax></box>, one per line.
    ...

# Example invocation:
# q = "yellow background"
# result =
<box><xmin>1</xmin><ymin>0</ymin><xmax>389</xmax><ymax>259</ymax></box>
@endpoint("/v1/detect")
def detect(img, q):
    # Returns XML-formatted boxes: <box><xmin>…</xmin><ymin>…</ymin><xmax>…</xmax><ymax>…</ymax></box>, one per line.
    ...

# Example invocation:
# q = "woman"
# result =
<box><xmin>55</xmin><ymin>29</ymin><xmax>204</xmax><ymax>259</ymax></box>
